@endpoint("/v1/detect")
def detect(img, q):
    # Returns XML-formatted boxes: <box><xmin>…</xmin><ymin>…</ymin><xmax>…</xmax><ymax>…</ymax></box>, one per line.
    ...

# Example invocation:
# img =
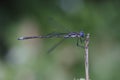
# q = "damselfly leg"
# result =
<box><xmin>76</xmin><ymin>37</ymin><xmax>85</xmax><ymax>48</ymax></box>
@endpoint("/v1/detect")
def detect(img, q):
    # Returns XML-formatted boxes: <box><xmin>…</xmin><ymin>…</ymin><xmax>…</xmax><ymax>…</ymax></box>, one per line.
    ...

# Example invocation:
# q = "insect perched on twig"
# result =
<box><xmin>18</xmin><ymin>31</ymin><xmax>85</xmax><ymax>53</ymax></box>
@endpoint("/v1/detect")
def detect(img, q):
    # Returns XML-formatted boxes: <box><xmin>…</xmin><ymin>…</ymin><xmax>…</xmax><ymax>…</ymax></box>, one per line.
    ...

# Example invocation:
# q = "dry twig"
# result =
<box><xmin>84</xmin><ymin>33</ymin><xmax>90</xmax><ymax>80</ymax></box>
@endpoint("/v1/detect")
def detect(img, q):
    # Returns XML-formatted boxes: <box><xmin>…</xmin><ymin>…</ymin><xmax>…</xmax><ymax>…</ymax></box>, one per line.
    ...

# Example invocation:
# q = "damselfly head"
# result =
<box><xmin>79</xmin><ymin>31</ymin><xmax>85</xmax><ymax>37</ymax></box>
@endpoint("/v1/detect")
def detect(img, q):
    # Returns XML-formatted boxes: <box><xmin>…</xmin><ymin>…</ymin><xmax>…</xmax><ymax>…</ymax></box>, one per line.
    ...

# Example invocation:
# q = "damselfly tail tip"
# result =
<box><xmin>18</xmin><ymin>37</ymin><xmax>25</xmax><ymax>40</ymax></box>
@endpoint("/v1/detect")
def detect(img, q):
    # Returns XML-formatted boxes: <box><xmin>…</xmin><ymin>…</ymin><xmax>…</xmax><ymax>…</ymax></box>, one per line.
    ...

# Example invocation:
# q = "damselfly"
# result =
<box><xmin>18</xmin><ymin>31</ymin><xmax>85</xmax><ymax>53</ymax></box>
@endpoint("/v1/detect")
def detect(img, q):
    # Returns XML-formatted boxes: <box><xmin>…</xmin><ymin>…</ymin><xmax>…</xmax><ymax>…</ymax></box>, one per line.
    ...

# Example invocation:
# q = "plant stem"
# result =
<box><xmin>84</xmin><ymin>33</ymin><xmax>90</xmax><ymax>80</ymax></box>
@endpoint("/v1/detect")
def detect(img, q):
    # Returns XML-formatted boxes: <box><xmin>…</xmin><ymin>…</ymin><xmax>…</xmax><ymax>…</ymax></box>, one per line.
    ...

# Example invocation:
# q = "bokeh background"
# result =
<box><xmin>0</xmin><ymin>0</ymin><xmax>120</xmax><ymax>80</ymax></box>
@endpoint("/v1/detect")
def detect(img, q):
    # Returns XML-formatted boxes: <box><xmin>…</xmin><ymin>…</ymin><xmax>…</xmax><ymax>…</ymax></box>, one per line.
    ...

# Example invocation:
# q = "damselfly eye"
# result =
<box><xmin>79</xmin><ymin>31</ymin><xmax>85</xmax><ymax>37</ymax></box>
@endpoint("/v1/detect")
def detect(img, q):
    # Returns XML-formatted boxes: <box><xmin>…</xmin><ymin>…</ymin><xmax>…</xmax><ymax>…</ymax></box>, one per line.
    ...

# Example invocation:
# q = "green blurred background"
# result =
<box><xmin>0</xmin><ymin>0</ymin><xmax>120</xmax><ymax>80</ymax></box>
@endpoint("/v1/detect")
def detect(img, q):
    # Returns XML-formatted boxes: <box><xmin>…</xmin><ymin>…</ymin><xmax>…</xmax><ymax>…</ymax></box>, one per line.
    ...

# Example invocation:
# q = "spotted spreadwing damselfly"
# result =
<box><xmin>18</xmin><ymin>31</ymin><xmax>85</xmax><ymax>53</ymax></box>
